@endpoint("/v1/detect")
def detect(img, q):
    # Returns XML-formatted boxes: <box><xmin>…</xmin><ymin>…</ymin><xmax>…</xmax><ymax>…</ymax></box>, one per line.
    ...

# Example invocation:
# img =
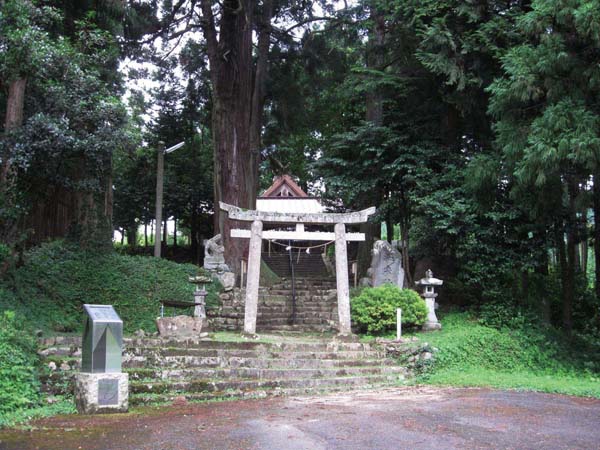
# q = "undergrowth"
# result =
<box><xmin>416</xmin><ymin>312</ymin><xmax>600</xmax><ymax>397</ymax></box>
<box><xmin>0</xmin><ymin>240</ymin><xmax>221</xmax><ymax>334</ymax></box>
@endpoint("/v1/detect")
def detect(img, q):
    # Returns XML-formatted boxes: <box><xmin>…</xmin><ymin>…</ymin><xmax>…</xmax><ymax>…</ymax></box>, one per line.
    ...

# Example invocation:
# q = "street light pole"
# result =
<box><xmin>154</xmin><ymin>142</ymin><xmax>165</xmax><ymax>258</ymax></box>
<box><xmin>154</xmin><ymin>141</ymin><xmax>185</xmax><ymax>258</ymax></box>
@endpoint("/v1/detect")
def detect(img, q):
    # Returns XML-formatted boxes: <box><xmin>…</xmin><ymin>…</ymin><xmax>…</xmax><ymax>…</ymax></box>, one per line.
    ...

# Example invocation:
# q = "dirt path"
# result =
<box><xmin>2</xmin><ymin>386</ymin><xmax>599</xmax><ymax>450</ymax></box>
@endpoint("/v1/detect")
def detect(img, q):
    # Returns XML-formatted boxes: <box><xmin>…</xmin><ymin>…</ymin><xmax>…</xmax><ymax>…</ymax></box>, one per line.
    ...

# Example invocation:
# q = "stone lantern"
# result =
<box><xmin>416</xmin><ymin>269</ymin><xmax>443</xmax><ymax>331</ymax></box>
<box><xmin>189</xmin><ymin>275</ymin><xmax>212</xmax><ymax>319</ymax></box>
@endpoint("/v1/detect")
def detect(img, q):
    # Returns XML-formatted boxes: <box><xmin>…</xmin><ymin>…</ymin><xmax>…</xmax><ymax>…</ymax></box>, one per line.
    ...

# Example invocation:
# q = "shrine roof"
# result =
<box><xmin>260</xmin><ymin>175</ymin><xmax>308</xmax><ymax>198</ymax></box>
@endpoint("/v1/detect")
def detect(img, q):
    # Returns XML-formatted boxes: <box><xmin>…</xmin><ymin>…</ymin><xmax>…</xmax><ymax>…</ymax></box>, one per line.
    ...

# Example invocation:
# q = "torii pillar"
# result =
<box><xmin>334</xmin><ymin>223</ymin><xmax>351</xmax><ymax>335</ymax></box>
<box><xmin>244</xmin><ymin>220</ymin><xmax>263</xmax><ymax>334</ymax></box>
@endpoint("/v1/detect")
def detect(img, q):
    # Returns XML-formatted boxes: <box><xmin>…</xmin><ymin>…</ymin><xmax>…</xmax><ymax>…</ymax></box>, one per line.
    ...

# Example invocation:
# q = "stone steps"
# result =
<box><xmin>128</xmin><ymin>380</ymin><xmax>400</xmax><ymax>406</ymax></box>
<box><xmin>39</xmin><ymin>335</ymin><xmax>429</xmax><ymax>407</ymax></box>
<box><xmin>129</xmin><ymin>373</ymin><xmax>402</xmax><ymax>397</ymax></box>
<box><xmin>126</xmin><ymin>365</ymin><xmax>405</xmax><ymax>382</ymax></box>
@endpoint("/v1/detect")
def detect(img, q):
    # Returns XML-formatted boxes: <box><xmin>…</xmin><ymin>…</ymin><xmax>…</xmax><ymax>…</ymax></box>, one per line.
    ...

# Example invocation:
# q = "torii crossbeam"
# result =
<box><xmin>220</xmin><ymin>202</ymin><xmax>377</xmax><ymax>336</ymax></box>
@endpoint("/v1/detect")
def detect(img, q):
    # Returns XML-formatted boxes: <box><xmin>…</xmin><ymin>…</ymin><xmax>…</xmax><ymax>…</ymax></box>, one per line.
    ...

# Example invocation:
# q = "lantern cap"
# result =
<box><xmin>415</xmin><ymin>269</ymin><xmax>443</xmax><ymax>286</ymax></box>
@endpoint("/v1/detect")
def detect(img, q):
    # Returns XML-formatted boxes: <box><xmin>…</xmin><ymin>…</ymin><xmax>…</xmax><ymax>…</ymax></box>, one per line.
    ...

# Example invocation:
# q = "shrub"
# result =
<box><xmin>351</xmin><ymin>284</ymin><xmax>427</xmax><ymax>334</ymax></box>
<box><xmin>0</xmin><ymin>311</ymin><xmax>40</xmax><ymax>415</ymax></box>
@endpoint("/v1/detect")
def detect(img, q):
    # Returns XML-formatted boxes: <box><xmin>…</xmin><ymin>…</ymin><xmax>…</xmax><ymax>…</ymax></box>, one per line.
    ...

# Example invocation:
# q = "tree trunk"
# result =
<box><xmin>191</xmin><ymin>210</ymin><xmax>199</xmax><ymax>264</ymax></box>
<box><xmin>356</xmin><ymin>7</ymin><xmax>386</xmax><ymax>277</ymax></box>
<box><xmin>201</xmin><ymin>0</ymin><xmax>259</xmax><ymax>274</ymax></box>
<box><xmin>357</xmin><ymin>222</ymin><xmax>380</xmax><ymax>278</ymax></box>
<box><xmin>173</xmin><ymin>218</ymin><xmax>178</xmax><ymax>248</ymax></box>
<box><xmin>1</xmin><ymin>77</ymin><xmax>27</xmax><ymax>191</ymax></box>
<box><xmin>562</xmin><ymin>180</ymin><xmax>578</xmax><ymax>334</ymax></box>
<box><xmin>594</xmin><ymin>171</ymin><xmax>600</xmax><ymax>302</ymax></box>
<box><xmin>536</xmin><ymin>238</ymin><xmax>551</xmax><ymax>325</ymax></box>
<box><xmin>163</xmin><ymin>218</ymin><xmax>168</xmax><ymax>248</ymax></box>
<box><xmin>127</xmin><ymin>227</ymin><xmax>137</xmax><ymax>248</ymax></box>
<box><xmin>144</xmin><ymin>223</ymin><xmax>148</xmax><ymax>247</ymax></box>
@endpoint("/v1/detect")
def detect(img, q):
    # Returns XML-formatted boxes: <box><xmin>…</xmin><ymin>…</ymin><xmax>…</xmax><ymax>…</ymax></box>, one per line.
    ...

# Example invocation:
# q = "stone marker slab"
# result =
<box><xmin>370</xmin><ymin>240</ymin><xmax>405</xmax><ymax>288</ymax></box>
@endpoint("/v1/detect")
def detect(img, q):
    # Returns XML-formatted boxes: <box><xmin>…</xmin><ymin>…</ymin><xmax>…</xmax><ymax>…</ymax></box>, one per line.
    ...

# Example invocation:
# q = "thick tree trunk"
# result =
<box><xmin>594</xmin><ymin>171</ymin><xmax>600</xmax><ymax>302</ymax></box>
<box><xmin>201</xmin><ymin>0</ymin><xmax>259</xmax><ymax>274</ymax></box>
<box><xmin>357</xmin><ymin>8</ymin><xmax>386</xmax><ymax>277</ymax></box>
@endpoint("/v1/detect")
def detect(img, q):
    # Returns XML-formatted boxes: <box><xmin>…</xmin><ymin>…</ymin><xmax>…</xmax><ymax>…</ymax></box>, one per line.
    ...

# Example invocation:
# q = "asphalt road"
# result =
<box><xmin>2</xmin><ymin>386</ymin><xmax>599</xmax><ymax>450</ymax></box>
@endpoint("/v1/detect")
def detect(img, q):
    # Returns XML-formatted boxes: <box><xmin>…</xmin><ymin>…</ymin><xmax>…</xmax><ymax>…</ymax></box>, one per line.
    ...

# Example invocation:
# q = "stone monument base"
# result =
<box><xmin>74</xmin><ymin>372</ymin><xmax>128</xmax><ymax>414</ymax></box>
<box><xmin>156</xmin><ymin>315</ymin><xmax>204</xmax><ymax>337</ymax></box>
<box><xmin>422</xmin><ymin>321</ymin><xmax>442</xmax><ymax>331</ymax></box>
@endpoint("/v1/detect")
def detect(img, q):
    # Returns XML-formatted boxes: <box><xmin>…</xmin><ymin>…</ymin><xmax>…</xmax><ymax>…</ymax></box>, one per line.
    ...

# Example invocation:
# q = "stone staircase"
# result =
<box><xmin>209</xmin><ymin>278</ymin><xmax>340</xmax><ymax>332</ymax></box>
<box><xmin>263</xmin><ymin>253</ymin><xmax>332</xmax><ymax>278</ymax></box>
<box><xmin>38</xmin><ymin>335</ymin><xmax>412</xmax><ymax>407</ymax></box>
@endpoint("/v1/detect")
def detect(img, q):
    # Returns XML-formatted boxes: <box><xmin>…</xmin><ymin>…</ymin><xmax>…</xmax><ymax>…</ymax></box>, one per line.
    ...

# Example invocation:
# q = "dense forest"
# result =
<box><xmin>1</xmin><ymin>0</ymin><xmax>600</xmax><ymax>338</ymax></box>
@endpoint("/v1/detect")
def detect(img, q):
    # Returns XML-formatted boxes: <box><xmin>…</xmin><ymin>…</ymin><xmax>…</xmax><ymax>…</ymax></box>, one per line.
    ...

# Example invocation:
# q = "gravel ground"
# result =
<box><xmin>1</xmin><ymin>386</ymin><xmax>599</xmax><ymax>450</ymax></box>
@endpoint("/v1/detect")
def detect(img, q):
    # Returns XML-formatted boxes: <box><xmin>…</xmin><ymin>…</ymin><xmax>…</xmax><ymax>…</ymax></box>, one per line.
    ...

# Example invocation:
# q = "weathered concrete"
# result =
<box><xmin>3</xmin><ymin>387</ymin><xmax>599</xmax><ymax>450</ymax></box>
<box><xmin>334</xmin><ymin>223</ymin><xmax>351</xmax><ymax>335</ymax></box>
<box><xmin>73</xmin><ymin>372</ymin><xmax>128</xmax><ymax>414</ymax></box>
<box><xmin>244</xmin><ymin>220</ymin><xmax>263</xmax><ymax>335</ymax></box>
<box><xmin>220</xmin><ymin>201</ymin><xmax>376</xmax><ymax>224</ymax></box>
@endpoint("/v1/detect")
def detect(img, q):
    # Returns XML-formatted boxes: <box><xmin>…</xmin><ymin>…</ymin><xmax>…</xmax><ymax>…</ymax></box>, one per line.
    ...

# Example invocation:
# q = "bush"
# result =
<box><xmin>351</xmin><ymin>284</ymin><xmax>428</xmax><ymax>334</ymax></box>
<box><xmin>0</xmin><ymin>311</ymin><xmax>40</xmax><ymax>415</ymax></box>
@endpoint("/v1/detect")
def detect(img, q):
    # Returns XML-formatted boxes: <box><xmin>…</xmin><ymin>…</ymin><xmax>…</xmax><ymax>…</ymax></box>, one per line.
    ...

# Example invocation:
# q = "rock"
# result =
<box><xmin>172</xmin><ymin>395</ymin><xmax>187</xmax><ymax>407</ymax></box>
<box><xmin>60</xmin><ymin>362</ymin><xmax>71</xmax><ymax>371</ymax></box>
<box><xmin>421</xmin><ymin>352</ymin><xmax>433</xmax><ymax>360</ymax></box>
<box><xmin>35</xmin><ymin>329</ymin><xmax>44</xmax><ymax>338</ymax></box>
<box><xmin>156</xmin><ymin>316</ymin><xmax>204</xmax><ymax>338</ymax></box>
<box><xmin>48</xmin><ymin>361</ymin><xmax>57</xmax><ymax>371</ymax></box>
<box><xmin>134</xmin><ymin>329</ymin><xmax>146</xmax><ymax>338</ymax></box>
<box><xmin>46</xmin><ymin>396</ymin><xmax>58</xmax><ymax>405</ymax></box>
<box><xmin>218</xmin><ymin>271</ymin><xmax>236</xmax><ymax>291</ymax></box>
<box><xmin>199</xmin><ymin>332</ymin><xmax>209</xmax><ymax>338</ymax></box>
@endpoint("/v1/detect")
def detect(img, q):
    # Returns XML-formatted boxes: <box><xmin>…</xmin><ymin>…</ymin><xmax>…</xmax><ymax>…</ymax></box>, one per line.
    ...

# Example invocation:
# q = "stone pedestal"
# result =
<box><xmin>74</xmin><ymin>372</ymin><xmax>128</xmax><ymax>414</ymax></box>
<box><xmin>422</xmin><ymin>295</ymin><xmax>441</xmax><ymax>331</ymax></box>
<box><xmin>156</xmin><ymin>316</ymin><xmax>204</xmax><ymax>337</ymax></box>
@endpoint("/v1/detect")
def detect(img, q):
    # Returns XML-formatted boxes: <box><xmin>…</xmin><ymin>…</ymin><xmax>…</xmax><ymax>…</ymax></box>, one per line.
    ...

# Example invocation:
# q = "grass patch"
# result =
<box><xmin>415</xmin><ymin>312</ymin><xmax>600</xmax><ymax>397</ymax></box>
<box><xmin>0</xmin><ymin>396</ymin><xmax>75</xmax><ymax>429</ymax></box>
<box><xmin>0</xmin><ymin>240</ymin><xmax>221</xmax><ymax>334</ymax></box>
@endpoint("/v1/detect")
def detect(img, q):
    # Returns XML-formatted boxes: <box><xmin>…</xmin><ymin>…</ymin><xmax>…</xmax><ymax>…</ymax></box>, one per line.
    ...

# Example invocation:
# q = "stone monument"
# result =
<box><xmin>74</xmin><ymin>304</ymin><xmax>128</xmax><ymax>414</ymax></box>
<box><xmin>203</xmin><ymin>233</ymin><xmax>236</xmax><ymax>291</ymax></box>
<box><xmin>369</xmin><ymin>240</ymin><xmax>405</xmax><ymax>288</ymax></box>
<box><xmin>416</xmin><ymin>269</ymin><xmax>443</xmax><ymax>331</ymax></box>
<box><xmin>203</xmin><ymin>234</ymin><xmax>229</xmax><ymax>271</ymax></box>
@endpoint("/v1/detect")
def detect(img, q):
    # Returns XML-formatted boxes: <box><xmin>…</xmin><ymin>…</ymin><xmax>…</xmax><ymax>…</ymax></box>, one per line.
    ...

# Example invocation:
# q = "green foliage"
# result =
<box><xmin>417</xmin><ymin>312</ymin><xmax>600</xmax><ymax>397</ymax></box>
<box><xmin>0</xmin><ymin>311</ymin><xmax>40</xmax><ymax>416</ymax></box>
<box><xmin>0</xmin><ymin>241</ymin><xmax>220</xmax><ymax>333</ymax></box>
<box><xmin>351</xmin><ymin>285</ymin><xmax>427</xmax><ymax>334</ymax></box>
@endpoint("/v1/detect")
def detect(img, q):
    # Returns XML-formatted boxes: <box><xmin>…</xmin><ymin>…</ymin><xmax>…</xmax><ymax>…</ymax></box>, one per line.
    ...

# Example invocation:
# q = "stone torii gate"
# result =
<box><xmin>220</xmin><ymin>202</ymin><xmax>376</xmax><ymax>336</ymax></box>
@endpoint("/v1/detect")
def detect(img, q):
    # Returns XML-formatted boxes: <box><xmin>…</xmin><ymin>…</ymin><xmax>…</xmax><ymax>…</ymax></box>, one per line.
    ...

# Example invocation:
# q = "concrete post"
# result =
<box><xmin>334</xmin><ymin>222</ymin><xmax>352</xmax><ymax>335</ymax></box>
<box><xmin>244</xmin><ymin>220</ymin><xmax>263</xmax><ymax>335</ymax></box>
